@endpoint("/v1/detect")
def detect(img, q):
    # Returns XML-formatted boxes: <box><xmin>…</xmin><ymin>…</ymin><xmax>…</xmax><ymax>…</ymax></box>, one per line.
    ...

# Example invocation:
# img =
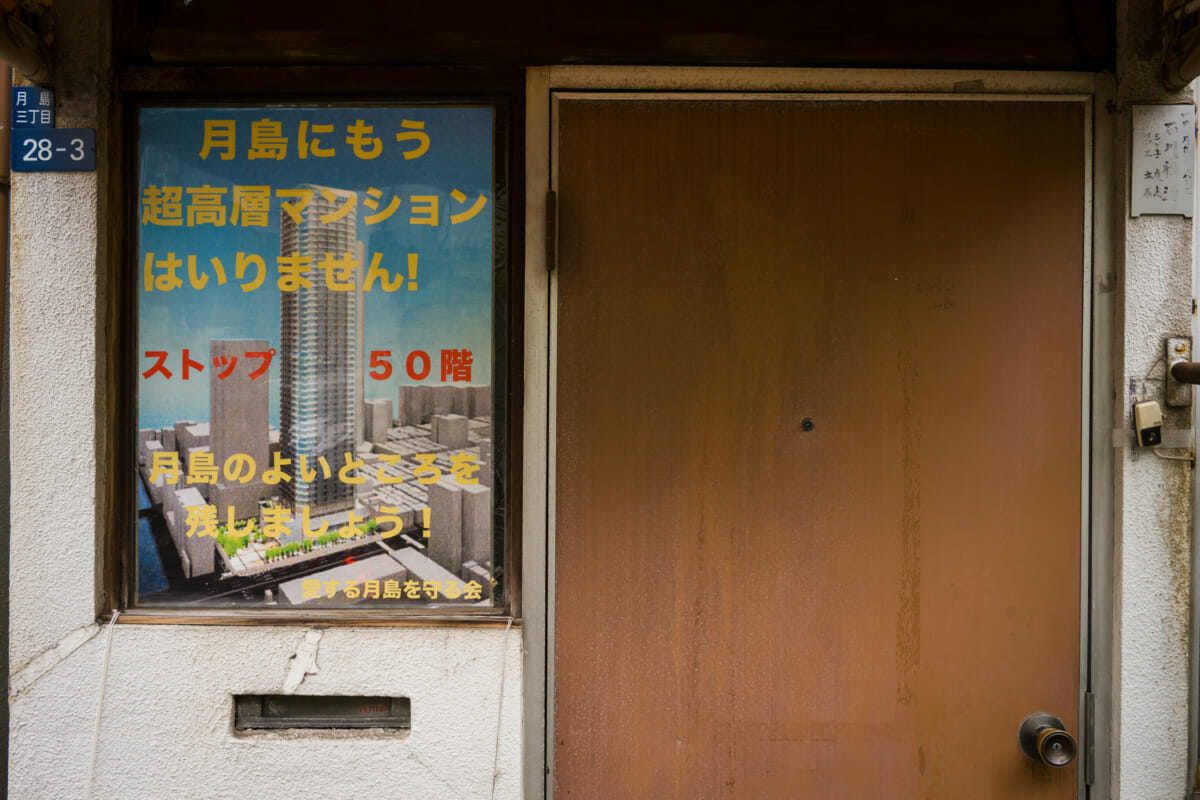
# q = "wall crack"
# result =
<box><xmin>9</xmin><ymin>622</ymin><xmax>101</xmax><ymax>702</ymax></box>
<box><xmin>281</xmin><ymin>628</ymin><xmax>323</xmax><ymax>693</ymax></box>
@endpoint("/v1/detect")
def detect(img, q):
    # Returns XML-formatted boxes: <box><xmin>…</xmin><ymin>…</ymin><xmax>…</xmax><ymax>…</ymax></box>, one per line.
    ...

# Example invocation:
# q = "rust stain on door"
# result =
<box><xmin>896</xmin><ymin>340</ymin><xmax>921</xmax><ymax>707</ymax></box>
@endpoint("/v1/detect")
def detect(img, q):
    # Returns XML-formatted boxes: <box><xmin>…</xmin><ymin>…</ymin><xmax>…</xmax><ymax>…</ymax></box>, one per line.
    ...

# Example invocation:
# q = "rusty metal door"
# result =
<box><xmin>553</xmin><ymin>96</ymin><xmax>1084</xmax><ymax>798</ymax></box>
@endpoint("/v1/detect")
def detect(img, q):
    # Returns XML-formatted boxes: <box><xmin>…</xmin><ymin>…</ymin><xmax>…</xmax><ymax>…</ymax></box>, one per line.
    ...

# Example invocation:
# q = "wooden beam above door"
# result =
<box><xmin>117</xmin><ymin>0</ymin><xmax>1115</xmax><ymax>70</ymax></box>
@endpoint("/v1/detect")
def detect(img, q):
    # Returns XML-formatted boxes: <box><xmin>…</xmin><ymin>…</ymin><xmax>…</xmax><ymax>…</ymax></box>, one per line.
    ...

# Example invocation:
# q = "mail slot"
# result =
<box><xmin>234</xmin><ymin>695</ymin><xmax>411</xmax><ymax>730</ymax></box>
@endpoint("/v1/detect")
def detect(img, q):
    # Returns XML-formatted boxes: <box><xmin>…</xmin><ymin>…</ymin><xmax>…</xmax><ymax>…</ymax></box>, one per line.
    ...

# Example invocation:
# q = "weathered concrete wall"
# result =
<box><xmin>7</xmin><ymin>2</ymin><xmax>523</xmax><ymax>799</ymax></box>
<box><xmin>9</xmin><ymin>0</ymin><xmax>101</xmax><ymax>675</ymax></box>
<box><xmin>9</xmin><ymin>625</ymin><xmax>522</xmax><ymax>799</ymax></box>
<box><xmin>1111</xmin><ymin>1</ymin><xmax>1196</xmax><ymax>797</ymax></box>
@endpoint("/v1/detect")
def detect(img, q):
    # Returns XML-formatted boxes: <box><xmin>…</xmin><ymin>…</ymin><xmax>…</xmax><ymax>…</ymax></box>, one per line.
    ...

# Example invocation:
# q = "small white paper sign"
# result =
<box><xmin>1132</xmin><ymin>104</ymin><xmax>1195</xmax><ymax>217</ymax></box>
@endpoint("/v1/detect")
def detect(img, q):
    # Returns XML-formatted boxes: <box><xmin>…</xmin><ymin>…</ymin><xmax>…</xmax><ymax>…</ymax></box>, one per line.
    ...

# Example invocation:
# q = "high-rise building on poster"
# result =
<box><xmin>209</xmin><ymin>337</ymin><xmax>271</xmax><ymax>520</ymax></box>
<box><xmin>279</xmin><ymin>186</ymin><xmax>361</xmax><ymax>517</ymax></box>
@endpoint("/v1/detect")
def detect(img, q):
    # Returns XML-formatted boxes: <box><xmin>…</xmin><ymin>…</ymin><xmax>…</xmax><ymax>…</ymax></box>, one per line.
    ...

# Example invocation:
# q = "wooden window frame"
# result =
<box><xmin>104</xmin><ymin>66</ymin><xmax>525</xmax><ymax>625</ymax></box>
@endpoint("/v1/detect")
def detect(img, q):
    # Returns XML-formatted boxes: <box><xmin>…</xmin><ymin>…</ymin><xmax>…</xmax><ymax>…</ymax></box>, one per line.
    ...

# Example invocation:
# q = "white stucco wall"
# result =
<box><xmin>9</xmin><ymin>625</ymin><xmax>521</xmax><ymax>799</ymax></box>
<box><xmin>1113</xmin><ymin>217</ymin><xmax>1195</xmax><ymax>800</ymax></box>
<box><xmin>7</xmin><ymin>3</ymin><xmax>523</xmax><ymax>799</ymax></box>
<box><xmin>1111</xmin><ymin>2</ymin><xmax>1198</xmax><ymax>798</ymax></box>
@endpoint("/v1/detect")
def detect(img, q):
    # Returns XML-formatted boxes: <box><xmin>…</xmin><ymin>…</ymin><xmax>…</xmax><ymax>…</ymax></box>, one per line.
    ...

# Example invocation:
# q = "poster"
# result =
<box><xmin>135</xmin><ymin>105</ymin><xmax>502</xmax><ymax>609</ymax></box>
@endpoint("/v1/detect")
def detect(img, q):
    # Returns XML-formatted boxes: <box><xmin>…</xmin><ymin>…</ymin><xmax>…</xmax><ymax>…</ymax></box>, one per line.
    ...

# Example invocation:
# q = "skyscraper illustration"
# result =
<box><xmin>279</xmin><ymin>186</ymin><xmax>361</xmax><ymax>516</ymax></box>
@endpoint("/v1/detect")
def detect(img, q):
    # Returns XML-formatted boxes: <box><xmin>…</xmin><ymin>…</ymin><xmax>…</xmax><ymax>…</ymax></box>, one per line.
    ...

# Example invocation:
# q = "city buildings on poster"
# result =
<box><xmin>138</xmin><ymin>377</ymin><xmax>495</xmax><ymax>607</ymax></box>
<box><xmin>136</xmin><ymin>107</ymin><xmax>497</xmax><ymax>607</ymax></box>
<box><xmin>138</xmin><ymin>202</ymin><xmax>494</xmax><ymax>605</ymax></box>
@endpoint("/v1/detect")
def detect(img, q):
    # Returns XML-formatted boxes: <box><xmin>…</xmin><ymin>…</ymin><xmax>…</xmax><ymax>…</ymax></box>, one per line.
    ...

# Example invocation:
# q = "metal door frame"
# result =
<box><xmin>521</xmin><ymin>66</ymin><xmax>1115</xmax><ymax>800</ymax></box>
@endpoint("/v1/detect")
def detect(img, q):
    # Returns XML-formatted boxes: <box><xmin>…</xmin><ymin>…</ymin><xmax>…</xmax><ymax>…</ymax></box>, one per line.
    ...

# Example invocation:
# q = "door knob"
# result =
<box><xmin>1170</xmin><ymin>361</ymin><xmax>1200</xmax><ymax>384</ymax></box>
<box><xmin>1018</xmin><ymin>712</ymin><xmax>1077</xmax><ymax>767</ymax></box>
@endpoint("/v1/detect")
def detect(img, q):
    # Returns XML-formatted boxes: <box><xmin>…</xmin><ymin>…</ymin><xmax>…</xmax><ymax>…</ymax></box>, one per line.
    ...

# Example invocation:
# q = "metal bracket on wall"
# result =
<box><xmin>1111</xmin><ymin>427</ymin><xmax>1194</xmax><ymax>448</ymax></box>
<box><xmin>1166</xmin><ymin>337</ymin><xmax>1193</xmax><ymax>407</ymax></box>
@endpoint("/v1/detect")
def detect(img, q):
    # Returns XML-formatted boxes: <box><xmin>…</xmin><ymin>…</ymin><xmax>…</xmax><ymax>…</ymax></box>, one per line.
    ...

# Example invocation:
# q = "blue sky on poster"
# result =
<box><xmin>138</xmin><ymin>106</ymin><xmax>494</xmax><ymax>431</ymax></box>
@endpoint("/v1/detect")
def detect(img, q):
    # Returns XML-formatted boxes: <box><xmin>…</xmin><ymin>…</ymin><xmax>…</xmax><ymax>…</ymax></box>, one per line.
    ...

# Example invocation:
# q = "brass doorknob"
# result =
<box><xmin>1018</xmin><ymin>712</ymin><xmax>1077</xmax><ymax>767</ymax></box>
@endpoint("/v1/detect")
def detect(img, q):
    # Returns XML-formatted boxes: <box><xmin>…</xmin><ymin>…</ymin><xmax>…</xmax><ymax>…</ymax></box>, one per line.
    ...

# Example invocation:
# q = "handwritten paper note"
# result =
<box><xmin>1132</xmin><ymin>104</ymin><xmax>1195</xmax><ymax>217</ymax></box>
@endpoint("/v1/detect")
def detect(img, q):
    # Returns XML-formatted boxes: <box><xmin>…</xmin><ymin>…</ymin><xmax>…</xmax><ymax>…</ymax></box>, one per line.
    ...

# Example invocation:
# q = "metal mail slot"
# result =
<box><xmin>234</xmin><ymin>695</ymin><xmax>411</xmax><ymax>730</ymax></box>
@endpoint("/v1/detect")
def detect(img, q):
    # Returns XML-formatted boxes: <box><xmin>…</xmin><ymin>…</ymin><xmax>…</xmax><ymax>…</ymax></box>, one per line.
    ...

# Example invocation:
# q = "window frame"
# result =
<box><xmin>107</xmin><ymin>67</ymin><xmax>525</xmax><ymax>624</ymax></box>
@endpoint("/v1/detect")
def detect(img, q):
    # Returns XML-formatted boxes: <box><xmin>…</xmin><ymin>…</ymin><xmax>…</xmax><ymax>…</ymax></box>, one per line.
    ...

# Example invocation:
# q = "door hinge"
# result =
<box><xmin>545</xmin><ymin>189</ymin><xmax>558</xmax><ymax>273</ymax></box>
<box><xmin>1084</xmin><ymin>690</ymin><xmax>1095</xmax><ymax>787</ymax></box>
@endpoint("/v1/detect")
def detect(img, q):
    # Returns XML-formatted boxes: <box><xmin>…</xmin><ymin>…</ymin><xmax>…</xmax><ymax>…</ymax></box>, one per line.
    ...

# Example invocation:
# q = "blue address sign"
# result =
<box><xmin>11</xmin><ymin>128</ymin><xmax>95</xmax><ymax>172</ymax></box>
